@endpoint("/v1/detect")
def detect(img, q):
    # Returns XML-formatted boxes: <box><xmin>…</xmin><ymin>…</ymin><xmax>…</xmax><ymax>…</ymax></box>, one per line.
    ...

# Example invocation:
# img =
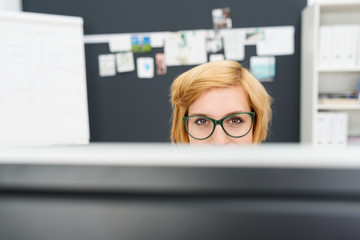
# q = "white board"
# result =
<box><xmin>0</xmin><ymin>11</ymin><xmax>89</xmax><ymax>145</ymax></box>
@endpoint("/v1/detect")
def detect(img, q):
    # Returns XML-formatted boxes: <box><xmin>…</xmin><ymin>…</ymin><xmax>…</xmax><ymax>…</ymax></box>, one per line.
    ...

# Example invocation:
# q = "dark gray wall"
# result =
<box><xmin>23</xmin><ymin>0</ymin><xmax>307</xmax><ymax>142</ymax></box>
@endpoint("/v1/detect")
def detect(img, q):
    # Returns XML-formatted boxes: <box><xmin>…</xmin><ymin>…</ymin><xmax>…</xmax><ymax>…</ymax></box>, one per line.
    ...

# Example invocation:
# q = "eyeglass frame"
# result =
<box><xmin>183</xmin><ymin>112</ymin><xmax>255</xmax><ymax>140</ymax></box>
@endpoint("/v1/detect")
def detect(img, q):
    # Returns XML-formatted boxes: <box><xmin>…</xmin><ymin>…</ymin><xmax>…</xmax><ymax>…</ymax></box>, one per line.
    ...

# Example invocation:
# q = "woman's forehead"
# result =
<box><xmin>188</xmin><ymin>86</ymin><xmax>251</xmax><ymax>119</ymax></box>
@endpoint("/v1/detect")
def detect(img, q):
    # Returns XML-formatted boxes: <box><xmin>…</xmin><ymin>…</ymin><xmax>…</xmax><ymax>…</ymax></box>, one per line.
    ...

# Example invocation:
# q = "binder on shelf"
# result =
<box><xmin>358</xmin><ymin>26</ymin><xmax>360</xmax><ymax>68</ymax></box>
<box><xmin>330</xmin><ymin>26</ymin><xmax>343</xmax><ymax>68</ymax></box>
<box><xmin>331</xmin><ymin>25</ymin><xmax>350</xmax><ymax>68</ymax></box>
<box><xmin>316</xmin><ymin>113</ymin><xmax>329</xmax><ymax>145</ymax></box>
<box><xmin>331</xmin><ymin>113</ymin><xmax>348</xmax><ymax>145</ymax></box>
<box><xmin>316</xmin><ymin>112</ymin><xmax>348</xmax><ymax>145</ymax></box>
<box><xmin>319</xmin><ymin>26</ymin><xmax>332</xmax><ymax>69</ymax></box>
<box><xmin>342</xmin><ymin>25</ymin><xmax>358</xmax><ymax>69</ymax></box>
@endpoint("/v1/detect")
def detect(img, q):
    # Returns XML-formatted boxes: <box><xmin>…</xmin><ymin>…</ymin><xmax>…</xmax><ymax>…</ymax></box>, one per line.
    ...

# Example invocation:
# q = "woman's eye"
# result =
<box><xmin>195</xmin><ymin>118</ymin><xmax>209</xmax><ymax>125</ymax></box>
<box><xmin>227</xmin><ymin>117</ymin><xmax>242</xmax><ymax>124</ymax></box>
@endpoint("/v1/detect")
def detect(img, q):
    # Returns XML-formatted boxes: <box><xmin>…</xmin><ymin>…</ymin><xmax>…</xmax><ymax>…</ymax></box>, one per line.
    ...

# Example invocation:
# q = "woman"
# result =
<box><xmin>170</xmin><ymin>60</ymin><xmax>272</xmax><ymax>144</ymax></box>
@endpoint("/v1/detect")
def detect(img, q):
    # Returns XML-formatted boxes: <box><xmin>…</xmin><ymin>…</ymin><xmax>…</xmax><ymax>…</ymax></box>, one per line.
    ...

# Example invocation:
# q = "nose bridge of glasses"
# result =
<box><xmin>211</xmin><ymin>120</ymin><xmax>230</xmax><ymax>142</ymax></box>
<box><xmin>213</xmin><ymin>119</ymin><xmax>228</xmax><ymax>135</ymax></box>
<box><xmin>213</xmin><ymin>119</ymin><xmax>222</xmax><ymax>126</ymax></box>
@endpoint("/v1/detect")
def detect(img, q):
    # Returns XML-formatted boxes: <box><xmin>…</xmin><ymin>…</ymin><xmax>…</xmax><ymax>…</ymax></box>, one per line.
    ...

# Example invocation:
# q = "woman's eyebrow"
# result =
<box><xmin>223</xmin><ymin>110</ymin><xmax>249</xmax><ymax>117</ymax></box>
<box><xmin>189</xmin><ymin>110</ymin><xmax>250</xmax><ymax>118</ymax></box>
<box><xmin>188</xmin><ymin>113</ymin><xmax>213</xmax><ymax>118</ymax></box>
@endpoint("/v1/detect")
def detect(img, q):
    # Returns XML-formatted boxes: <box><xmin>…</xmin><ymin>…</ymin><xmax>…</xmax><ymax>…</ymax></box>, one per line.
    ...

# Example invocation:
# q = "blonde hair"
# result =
<box><xmin>170</xmin><ymin>60</ymin><xmax>272</xmax><ymax>144</ymax></box>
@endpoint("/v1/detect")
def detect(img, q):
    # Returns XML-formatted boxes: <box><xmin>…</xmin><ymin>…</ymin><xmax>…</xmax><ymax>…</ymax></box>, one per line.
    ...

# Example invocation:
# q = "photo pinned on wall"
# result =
<box><xmin>115</xmin><ymin>52</ymin><xmax>135</xmax><ymax>73</ymax></box>
<box><xmin>164</xmin><ymin>30</ymin><xmax>207</xmax><ymax>66</ymax></box>
<box><xmin>209</xmin><ymin>54</ymin><xmax>224</xmax><ymax>62</ymax></box>
<box><xmin>137</xmin><ymin>57</ymin><xmax>154</xmax><ymax>79</ymax></box>
<box><xmin>212</xmin><ymin>7</ymin><xmax>232</xmax><ymax>30</ymax></box>
<box><xmin>206</xmin><ymin>30</ymin><xmax>223</xmax><ymax>53</ymax></box>
<box><xmin>245</xmin><ymin>28</ymin><xmax>265</xmax><ymax>45</ymax></box>
<box><xmin>256</xmin><ymin>26</ymin><xmax>295</xmax><ymax>56</ymax></box>
<box><xmin>98</xmin><ymin>54</ymin><xmax>116</xmax><ymax>77</ymax></box>
<box><xmin>250</xmin><ymin>56</ymin><xmax>276</xmax><ymax>82</ymax></box>
<box><xmin>155</xmin><ymin>53</ymin><xmax>167</xmax><ymax>75</ymax></box>
<box><xmin>222</xmin><ymin>29</ymin><xmax>245</xmax><ymax>61</ymax></box>
<box><xmin>131</xmin><ymin>35</ymin><xmax>152</xmax><ymax>53</ymax></box>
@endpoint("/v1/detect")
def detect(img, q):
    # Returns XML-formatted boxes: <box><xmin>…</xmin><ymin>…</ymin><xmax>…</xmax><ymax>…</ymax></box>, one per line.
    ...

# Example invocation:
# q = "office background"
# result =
<box><xmin>22</xmin><ymin>0</ymin><xmax>307</xmax><ymax>142</ymax></box>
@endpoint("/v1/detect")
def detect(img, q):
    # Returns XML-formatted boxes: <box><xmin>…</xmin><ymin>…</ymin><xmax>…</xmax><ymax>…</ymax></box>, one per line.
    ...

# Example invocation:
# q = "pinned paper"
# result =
<box><xmin>212</xmin><ymin>7</ymin><xmax>232</xmax><ymax>30</ymax></box>
<box><xmin>164</xmin><ymin>30</ymin><xmax>207</xmax><ymax>66</ymax></box>
<box><xmin>108</xmin><ymin>34</ymin><xmax>131</xmax><ymax>52</ymax></box>
<box><xmin>206</xmin><ymin>30</ymin><xmax>222</xmax><ymax>53</ymax></box>
<box><xmin>256</xmin><ymin>26</ymin><xmax>294</xmax><ymax>56</ymax></box>
<box><xmin>115</xmin><ymin>52</ymin><xmax>135</xmax><ymax>73</ymax></box>
<box><xmin>250</xmin><ymin>56</ymin><xmax>275</xmax><ymax>82</ymax></box>
<box><xmin>150</xmin><ymin>32</ymin><xmax>169</xmax><ymax>48</ymax></box>
<box><xmin>98</xmin><ymin>54</ymin><xmax>116</xmax><ymax>77</ymax></box>
<box><xmin>155</xmin><ymin>53</ymin><xmax>167</xmax><ymax>75</ymax></box>
<box><xmin>209</xmin><ymin>54</ymin><xmax>224</xmax><ymax>62</ymax></box>
<box><xmin>222</xmin><ymin>29</ymin><xmax>245</xmax><ymax>61</ymax></box>
<box><xmin>131</xmin><ymin>35</ymin><xmax>151</xmax><ymax>52</ymax></box>
<box><xmin>137</xmin><ymin>57</ymin><xmax>154</xmax><ymax>78</ymax></box>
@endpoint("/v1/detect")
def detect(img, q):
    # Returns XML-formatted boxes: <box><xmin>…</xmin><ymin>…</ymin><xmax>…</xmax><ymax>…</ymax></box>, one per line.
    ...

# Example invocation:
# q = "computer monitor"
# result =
<box><xmin>1</xmin><ymin>144</ymin><xmax>360</xmax><ymax>240</ymax></box>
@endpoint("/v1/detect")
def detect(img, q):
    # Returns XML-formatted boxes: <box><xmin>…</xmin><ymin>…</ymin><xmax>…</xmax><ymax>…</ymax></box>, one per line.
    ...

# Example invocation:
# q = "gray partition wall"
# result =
<box><xmin>23</xmin><ymin>0</ymin><xmax>307</xmax><ymax>142</ymax></box>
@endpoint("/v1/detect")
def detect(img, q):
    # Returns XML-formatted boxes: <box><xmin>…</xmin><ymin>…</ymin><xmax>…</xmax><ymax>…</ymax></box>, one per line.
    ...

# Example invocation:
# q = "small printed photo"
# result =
<box><xmin>250</xmin><ymin>56</ymin><xmax>276</xmax><ymax>82</ymax></box>
<box><xmin>98</xmin><ymin>54</ymin><xmax>116</xmax><ymax>77</ymax></box>
<box><xmin>131</xmin><ymin>35</ymin><xmax>152</xmax><ymax>53</ymax></box>
<box><xmin>137</xmin><ymin>57</ymin><xmax>154</xmax><ymax>79</ymax></box>
<box><xmin>212</xmin><ymin>7</ymin><xmax>232</xmax><ymax>30</ymax></box>
<box><xmin>155</xmin><ymin>53</ymin><xmax>167</xmax><ymax>75</ymax></box>
<box><xmin>245</xmin><ymin>28</ymin><xmax>265</xmax><ymax>45</ymax></box>
<box><xmin>115</xmin><ymin>52</ymin><xmax>135</xmax><ymax>73</ymax></box>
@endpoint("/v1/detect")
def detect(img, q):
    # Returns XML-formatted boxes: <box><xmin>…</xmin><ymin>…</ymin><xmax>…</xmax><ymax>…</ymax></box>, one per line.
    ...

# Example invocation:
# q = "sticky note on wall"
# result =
<box><xmin>137</xmin><ymin>57</ymin><xmax>154</xmax><ymax>78</ymax></box>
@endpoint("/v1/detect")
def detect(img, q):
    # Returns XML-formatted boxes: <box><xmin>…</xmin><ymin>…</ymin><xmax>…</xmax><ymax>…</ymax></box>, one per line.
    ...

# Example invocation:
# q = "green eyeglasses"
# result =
<box><xmin>183</xmin><ymin>112</ymin><xmax>255</xmax><ymax>140</ymax></box>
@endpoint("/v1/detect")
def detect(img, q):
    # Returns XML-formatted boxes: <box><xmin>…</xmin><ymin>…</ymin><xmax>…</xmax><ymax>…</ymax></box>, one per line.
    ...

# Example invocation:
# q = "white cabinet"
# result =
<box><xmin>301</xmin><ymin>1</ymin><xmax>360</xmax><ymax>146</ymax></box>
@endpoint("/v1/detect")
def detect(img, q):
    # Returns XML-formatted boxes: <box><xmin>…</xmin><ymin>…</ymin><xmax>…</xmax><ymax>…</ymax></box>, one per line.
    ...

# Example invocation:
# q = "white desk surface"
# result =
<box><xmin>0</xmin><ymin>143</ymin><xmax>359</xmax><ymax>168</ymax></box>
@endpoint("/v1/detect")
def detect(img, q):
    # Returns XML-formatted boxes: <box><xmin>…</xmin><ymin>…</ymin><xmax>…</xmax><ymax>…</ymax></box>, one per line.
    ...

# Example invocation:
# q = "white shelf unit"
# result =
<box><xmin>301</xmin><ymin>1</ymin><xmax>360</xmax><ymax>145</ymax></box>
